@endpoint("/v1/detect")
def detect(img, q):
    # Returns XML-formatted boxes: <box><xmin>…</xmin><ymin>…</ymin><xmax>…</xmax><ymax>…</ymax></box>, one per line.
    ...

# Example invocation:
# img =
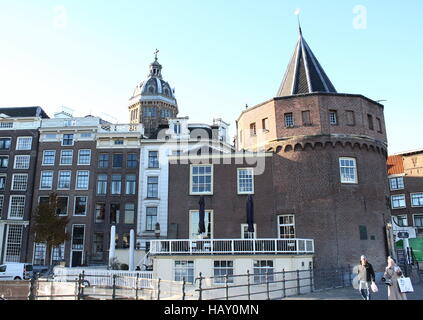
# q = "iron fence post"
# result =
<box><xmin>225</xmin><ymin>274</ymin><xmax>229</xmax><ymax>300</ymax></box>
<box><xmin>112</xmin><ymin>275</ymin><xmax>117</xmax><ymax>300</ymax></box>
<box><xmin>282</xmin><ymin>269</ymin><xmax>286</xmax><ymax>299</ymax></box>
<box><xmin>247</xmin><ymin>270</ymin><xmax>251</xmax><ymax>301</ymax></box>
<box><xmin>81</xmin><ymin>271</ymin><xmax>85</xmax><ymax>299</ymax></box>
<box><xmin>342</xmin><ymin>267</ymin><xmax>345</xmax><ymax>287</ymax></box>
<box><xmin>348</xmin><ymin>264</ymin><xmax>352</xmax><ymax>286</ymax></box>
<box><xmin>296</xmin><ymin>270</ymin><xmax>301</xmax><ymax>296</ymax></box>
<box><xmin>309</xmin><ymin>265</ymin><xmax>314</xmax><ymax>293</ymax></box>
<box><xmin>135</xmin><ymin>273</ymin><xmax>139</xmax><ymax>300</ymax></box>
<box><xmin>266</xmin><ymin>270</ymin><xmax>270</xmax><ymax>300</ymax></box>
<box><xmin>182</xmin><ymin>277</ymin><xmax>186</xmax><ymax>301</ymax></box>
<box><xmin>198</xmin><ymin>272</ymin><xmax>203</xmax><ymax>301</ymax></box>
<box><xmin>77</xmin><ymin>273</ymin><xmax>82</xmax><ymax>300</ymax></box>
<box><xmin>157</xmin><ymin>278</ymin><xmax>161</xmax><ymax>300</ymax></box>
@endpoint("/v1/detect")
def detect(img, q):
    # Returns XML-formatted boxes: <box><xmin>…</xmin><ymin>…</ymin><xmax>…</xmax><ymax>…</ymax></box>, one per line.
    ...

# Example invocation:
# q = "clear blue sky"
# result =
<box><xmin>0</xmin><ymin>0</ymin><xmax>422</xmax><ymax>154</ymax></box>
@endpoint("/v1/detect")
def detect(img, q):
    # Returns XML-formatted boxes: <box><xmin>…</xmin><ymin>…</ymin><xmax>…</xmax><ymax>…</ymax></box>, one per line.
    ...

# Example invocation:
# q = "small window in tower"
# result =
<box><xmin>302</xmin><ymin>111</ymin><xmax>311</xmax><ymax>126</ymax></box>
<box><xmin>262</xmin><ymin>118</ymin><xmax>269</xmax><ymax>132</ymax></box>
<box><xmin>329</xmin><ymin>110</ymin><xmax>338</xmax><ymax>125</ymax></box>
<box><xmin>284</xmin><ymin>113</ymin><xmax>294</xmax><ymax>128</ymax></box>
<box><xmin>376</xmin><ymin>117</ymin><xmax>383</xmax><ymax>133</ymax></box>
<box><xmin>346</xmin><ymin>110</ymin><xmax>355</xmax><ymax>126</ymax></box>
<box><xmin>367</xmin><ymin>114</ymin><xmax>374</xmax><ymax>130</ymax></box>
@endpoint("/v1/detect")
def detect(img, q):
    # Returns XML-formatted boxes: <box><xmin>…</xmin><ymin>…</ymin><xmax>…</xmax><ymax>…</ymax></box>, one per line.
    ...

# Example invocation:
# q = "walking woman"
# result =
<box><xmin>382</xmin><ymin>256</ymin><xmax>407</xmax><ymax>300</ymax></box>
<box><xmin>357</xmin><ymin>255</ymin><xmax>376</xmax><ymax>300</ymax></box>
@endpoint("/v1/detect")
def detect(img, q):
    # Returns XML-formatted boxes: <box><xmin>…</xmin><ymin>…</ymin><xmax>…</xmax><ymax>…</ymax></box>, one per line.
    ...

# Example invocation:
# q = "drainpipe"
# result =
<box><xmin>109</xmin><ymin>225</ymin><xmax>116</xmax><ymax>268</ymax></box>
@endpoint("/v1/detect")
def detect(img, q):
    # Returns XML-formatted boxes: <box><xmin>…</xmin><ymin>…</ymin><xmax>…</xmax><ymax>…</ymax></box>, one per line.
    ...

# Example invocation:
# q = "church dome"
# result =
<box><xmin>130</xmin><ymin>53</ymin><xmax>177</xmax><ymax>104</ymax></box>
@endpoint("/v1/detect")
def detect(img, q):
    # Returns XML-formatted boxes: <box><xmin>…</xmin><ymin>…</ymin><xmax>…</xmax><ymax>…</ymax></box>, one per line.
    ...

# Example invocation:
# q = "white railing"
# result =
<box><xmin>53</xmin><ymin>267</ymin><xmax>153</xmax><ymax>289</ymax></box>
<box><xmin>150</xmin><ymin>238</ymin><xmax>314</xmax><ymax>255</ymax></box>
<box><xmin>98</xmin><ymin>124</ymin><xmax>144</xmax><ymax>134</ymax></box>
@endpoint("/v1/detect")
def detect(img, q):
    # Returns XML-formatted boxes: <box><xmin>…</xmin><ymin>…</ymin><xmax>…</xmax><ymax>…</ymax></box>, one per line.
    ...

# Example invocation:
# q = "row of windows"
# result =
<box><xmin>0</xmin><ymin>174</ymin><xmax>28</xmax><ymax>191</ymax></box>
<box><xmin>42</xmin><ymin>150</ymin><xmax>91</xmax><ymax>166</ymax></box>
<box><xmin>40</xmin><ymin>171</ymin><xmax>91</xmax><ymax>190</ymax></box>
<box><xmin>143</xmin><ymin>107</ymin><xmax>176</xmax><ymax>119</ymax></box>
<box><xmin>391</xmin><ymin>193</ymin><xmax>423</xmax><ymax>209</ymax></box>
<box><xmin>95</xmin><ymin>203</ymin><xmax>136</xmax><ymax>225</ymax></box>
<box><xmin>394</xmin><ymin>214</ymin><xmax>423</xmax><ymax>229</ymax></box>
<box><xmin>0</xmin><ymin>155</ymin><xmax>31</xmax><ymax>170</ymax></box>
<box><xmin>187</xmin><ymin>158</ymin><xmax>358</xmax><ymax>196</ymax></box>
<box><xmin>173</xmin><ymin>259</ymin><xmax>275</xmax><ymax>284</ymax></box>
<box><xmin>0</xmin><ymin>195</ymin><xmax>26</xmax><ymax>219</ymax></box>
<box><xmin>98</xmin><ymin>153</ymin><xmax>138</xmax><ymax>169</ymax></box>
<box><xmin>96</xmin><ymin>174</ymin><xmax>137</xmax><ymax>195</ymax></box>
<box><xmin>0</xmin><ymin>137</ymin><xmax>33</xmax><ymax>151</ymax></box>
<box><xmin>389</xmin><ymin>176</ymin><xmax>404</xmax><ymax>191</ymax></box>
<box><xmin>281</xmin><ymin>110</ymin><xmax>383</xmax><ymax>132</ymax></box>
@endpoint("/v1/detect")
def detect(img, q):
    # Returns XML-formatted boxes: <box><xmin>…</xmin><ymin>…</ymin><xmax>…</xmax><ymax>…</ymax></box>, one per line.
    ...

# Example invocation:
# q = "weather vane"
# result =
<box><xmin>294</xmin><ymin>8</ymin><xmax>302</xmax><ymax>35</ymax></box>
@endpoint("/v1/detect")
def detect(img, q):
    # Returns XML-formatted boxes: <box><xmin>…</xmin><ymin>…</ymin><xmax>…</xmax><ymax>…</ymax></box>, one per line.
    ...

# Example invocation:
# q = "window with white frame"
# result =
<box><xmin>16</xmin><ymin>137</ymin><xmax>32</xmax><ymax>150</ymax></box>
<box><xmin>411</xmin><ymin>193</ymin><xmax>423</xmax><ymax>207</ymax></box>
<box><xmin>0</xmin><ymin>156</ymin><xmax>9</xmax><ymax>168</ymax></box>
<box><xmin>51</xmin><ymin>244</ymin><xmax>65</xmax><ymax>264</ymax></box>
<box><xmin>389</xmin><ymin>177</ymin><xmax>404</xmax><ymax>190</ymax></box>
<box><xmin>14</xmin><ymin>155</ymin><xmax>30</xmax><ymax>169</ymax></box>
<box><xmin>57</xmin><ymin>197</ymin><xmax>68</xmax><ymax>216</ymax></box>
<box><xmin>78</xmin><ymin>150</ymin><xmax>91</xmax><ymax>165</ymax></box>
<box><xmin>189</xmin><ymin>211</ymin><xmax>213</xmax><ymax>239</ymax></box>
<box><xmin>278</xmin><ymin>215</ymin><xmax>296</xmax><ymax>239</ymax></box>
<box><xmin>42</xmin><ymin>151</ymin><xmax>55</xmax><ymax>166</ymax></box>
<box><xmin>11</xmin><ymin>174</ymin><xmax>28</xmax><ymax>191</ymax></box>
<box><xmin>58</xmin><ymin>171</ymin><xmax>71</xmax><ymax>189</ymax></box>
<box><xmin>60</xmin><ymin>150</ymin><xmax>73</xmax><ymax>165</ymax></box>
<box><xmin>125</xmin><ymin>175</ymin><xmax>136</xmax><ymax>195</ymax></box>
<box><xmin>76</xmin><ymin>171</ymin><xmax>89</xmax><ymax>190</ymax></box>
<box><xmin>40</xmin><ymin>171</ymin><xmax>53</xmax><ymax>190</ymax></box>
<box><xmin>174</xmin><ymin>261</ymin><xmax>194</xmax><ymax>283</ymax></box>
<box><xmin>329</xmin><ymin>110</ymin><xmax>338</xmax><ymax>125</ymax></box>
<box><xmin>213</xmin><ymin>261</ymin><xmax>234</xmax><ymax>284</ymax></box>
<box><xmin>71</xmin><ymin>225</ymin><xmax>85</xmax><ymax>250</ymax></box>
<box><xmin>146</xmin><ymin>207</ymin><xmax>157</xmax><ymax>231</ymax></box>
<box><xmin>62</xmin><ymin>134</ymin><xmax>74</xmax><ymax>146</ymax></box>
<box><xmin>395</xmin><ymin>215</ymin><xmax>408</xmax><ymax>227</ymax></box>
<box><xmin>74</xmin><ymin>197</ymin><xmax>88</xmax><ymax>216</ymax></box>
<box><xmin>241</xmin><ymin>224</ymin><xmax>257</xmax><ymax>239</ymax></box>
<box><xmin>190</xmin><ymin>165</ymin><xmax>213</xmax><ymax>194</ymax></box>
<box><xmin>148</xmin><ymin>151</ymin><xmax>159</xmax><ymax>168</ymax></box>
<box><xmin>111</xmin><ymin>175</ymin><xmax>122</xmax><ymax>195</ymax></box>
<box><xmin>124</xmin><ymin>203</ymin><xmax>135</xmax><ymax>224</ymax></box>
<box><xmin>97</xmin><ymin>175</ymin><xmax>107</xmax><ymax>195</ymax></box>
<box><xmin>339</xmin><ymin>157</ymin><xmax>358</xmax><ymax>184</ymax></box>
<box><xmin>391</xmin><ymin>195</ymin><xmax>406</xmax><ymax>209</ymax></box>
<box><xmin>5</xmin><ymin>225</ymin><xmax>24</xmax><ymax>262</ymax></box>
<box><xmin>237</xmin><ymin>168</ymin><xmax>254</xmax><ymax>194</ymax></box>
<box><xmin>8</xmin><ymin>196</ymin><xmax>26</xmax><ymax>219</ymax></box>
<box><xmin>0</xmin><ymin>175</ymin><xmax>6</xmax><ymax>190</ymax></box>
<box><xmin>33</xmin><ymin>243</ymin><xmax>47</xmax><ymax>265</ymax></box>
<box><xmin>284</xmin><ymin>113</ymin><xmax>294</xmax><ymax>128</ymax></box>
<box><xmin>147</xmin><ymin>176</ymin><xmax>158</xmax><ymax>198</ymax></box>
<box><xmin>253</xmin><ymin>260</ymin><xmax>274</xmax><ymax>284</ymax></box>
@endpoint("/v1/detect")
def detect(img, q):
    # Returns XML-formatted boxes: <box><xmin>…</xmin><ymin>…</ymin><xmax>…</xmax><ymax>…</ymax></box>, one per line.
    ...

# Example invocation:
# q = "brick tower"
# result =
<box><xmin>236</xmin><ymin>29</ymin><xmax>391</xmax><ymax>270</ymax></box>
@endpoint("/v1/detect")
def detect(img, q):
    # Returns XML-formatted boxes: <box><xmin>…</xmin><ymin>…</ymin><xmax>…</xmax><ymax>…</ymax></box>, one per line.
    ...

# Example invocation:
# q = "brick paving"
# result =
<box><xmin>284</xmin><ymin>281</ymin><xmax>423</xmax><ymax>300</ymax></box>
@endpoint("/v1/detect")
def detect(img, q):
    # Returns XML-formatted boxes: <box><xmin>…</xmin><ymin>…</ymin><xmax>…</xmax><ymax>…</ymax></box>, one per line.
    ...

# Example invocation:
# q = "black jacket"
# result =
<box><xmin>359</xmin><ymin>262</ymin><xmax>376</xmax><ymax>282</ymax></box>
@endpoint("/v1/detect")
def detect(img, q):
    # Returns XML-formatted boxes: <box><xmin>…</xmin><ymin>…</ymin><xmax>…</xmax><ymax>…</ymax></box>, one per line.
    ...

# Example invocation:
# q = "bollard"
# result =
<box><xmin>247</xmin><ymin>270</ymin><xmax>251</xmax><ymax>301</ymax></box>
<box><xmin>81</xmin><ymin>271</ymin><xmax>85</xmax><ymax>299</ymax></box>
<box><xmin>225</xmin><ymin>274</ymin><xmax>229</xmax><ymax>300</ymax></box>
<box><xmin>296</xmin><ymin>270</ymin><xmax>301</xmax><ymax>296</ymax></box>
<box><xmin>157</xmin><ymin>278</ymin><xmax>161</xmax><ymax>300</ymax></box>
<box><xmin>28</xmin><ymin>276</ymin><xmax>37</xmax><ymax>300</ymax></box>
<box><xmin>182</xmin><ymin>277</ymin><xmax>186</xmax><ymax>301</ymax></box>
<box><xmin>112</xmin><ymin>275</ymin><xmax>117</xmax><ymax>300</ymax></box>
<box><xmin>135</xmin><ymin>273</ymin><xmax>139</xmax><ymax>300</ymax></box>
<box><xmin>282</xmin><ymin>269</ymin><xmax>286</xmax><ymax>299</ymax></box>
<box><xmin>77</xmin><ymin>274</ymin><xmax>82</xmax><ymax>300</ymax></box>
<box><xmin>309</xmin><ymin>265</ymin><xmax>314</xmax><ymax>293</ymax></box>
<box><xmin>266</xmin><ymin>270</ymin><xmax>270</xmax><ymax>300</ymax></box>
<box><xmin>198</xmin><ymin>272</ymin><xmax>203</xmax><ymax>301</ymax></box>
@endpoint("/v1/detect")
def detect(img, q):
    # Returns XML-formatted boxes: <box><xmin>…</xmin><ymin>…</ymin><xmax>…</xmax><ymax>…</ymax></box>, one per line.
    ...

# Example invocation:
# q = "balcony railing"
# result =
<box><xmin>98</xmin><ymin>124</ymin><xmax>144</xmax><ymax>134</ymax></box>
<box><xmin>149</xmin><ymin>238</ymin><xmax>314</xmax><ymax>256</ymax></box>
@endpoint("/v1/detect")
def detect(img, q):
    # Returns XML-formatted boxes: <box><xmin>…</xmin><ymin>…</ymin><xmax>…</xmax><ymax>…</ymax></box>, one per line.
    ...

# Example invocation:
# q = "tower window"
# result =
<box><xmin>367</xmin><ymin>114</ymin><xmax>374</xmax><ymax>130</ymax></box>
<box><xmin>284</xmin><ymin>113</ymin><xmax>294</xmax><ymax>128</ymax></box>
<box><xmin>329</xmin><ymin>110</ymin><xmax>338</xmax><ymax>125</ymax></box>
<box><xmin>250</xmin><ymin>123</ymin><xmax>256</xmax><ymax>136</ymax></box>
<box><xmin>302</xmin><ymin>111</ymin><xmax>311</xmax><ymax>126</ymax></box>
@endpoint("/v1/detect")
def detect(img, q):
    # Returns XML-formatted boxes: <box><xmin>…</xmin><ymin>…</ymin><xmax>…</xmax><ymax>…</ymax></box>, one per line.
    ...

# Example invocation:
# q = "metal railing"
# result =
<box><xmin>150</xmin><ymin>238</ymin><xmax>314</xmax><ymax>255</ymax></box>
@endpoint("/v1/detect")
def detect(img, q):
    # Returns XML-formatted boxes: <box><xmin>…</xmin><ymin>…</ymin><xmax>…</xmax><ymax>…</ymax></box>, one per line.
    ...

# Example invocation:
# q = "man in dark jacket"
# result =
<box><xmin>357</xmin><ymin>255</ymin><xmax>376</xmax><ymax>300</ymax></box>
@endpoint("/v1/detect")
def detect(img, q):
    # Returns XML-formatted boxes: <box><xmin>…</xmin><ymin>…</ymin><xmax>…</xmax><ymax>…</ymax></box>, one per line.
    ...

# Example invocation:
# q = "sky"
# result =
<box><xmin>0</xmin><ymin>0</ymin><xmax>422</xmax><ymax>154</ymax></box>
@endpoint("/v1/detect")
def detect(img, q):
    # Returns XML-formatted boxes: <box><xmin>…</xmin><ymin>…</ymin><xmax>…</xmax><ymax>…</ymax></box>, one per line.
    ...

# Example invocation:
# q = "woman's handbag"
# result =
<box><xmin>398</xmin><ymin>277</ymin><xmax>414</xmax><ymax>293</ymax></box>
<box><xmin>370</xmin><ymin>282</ymin><xmax>378</xmax><ymax>293</ymax></box>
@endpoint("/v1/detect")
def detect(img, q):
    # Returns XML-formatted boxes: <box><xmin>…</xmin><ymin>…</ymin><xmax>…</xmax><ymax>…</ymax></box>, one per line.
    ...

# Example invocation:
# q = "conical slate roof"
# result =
<box><xmin>277</xmin><ymin>30</ymin><xmax>337</xmax><ymax>97</ymax></box>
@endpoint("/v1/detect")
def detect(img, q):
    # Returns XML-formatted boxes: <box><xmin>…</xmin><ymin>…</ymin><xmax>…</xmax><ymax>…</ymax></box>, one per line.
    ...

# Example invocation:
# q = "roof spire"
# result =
<box><xmin>154</xmin><ymin>48</ymin><xmax>159</xmax><ymax>61</ymax></box>
<box><xmin>294</xmin><ymin>8</ymin><xmax>302</xmax><ymax>36</ymax></box>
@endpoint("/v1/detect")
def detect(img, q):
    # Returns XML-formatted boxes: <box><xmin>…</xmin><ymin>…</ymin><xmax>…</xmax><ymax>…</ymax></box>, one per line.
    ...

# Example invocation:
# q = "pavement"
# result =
<box><xmin>284</xmin><ymin>281</ymin><xmax>423</xmax><ymax>300</ymax></box>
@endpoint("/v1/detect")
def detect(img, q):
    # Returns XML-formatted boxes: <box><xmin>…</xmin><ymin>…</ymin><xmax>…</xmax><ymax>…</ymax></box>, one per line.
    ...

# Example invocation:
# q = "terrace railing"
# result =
<box><xmin>150</xmin><ymin>238</ymin><xmax>314</xmax><ymax>256</ymax></box>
